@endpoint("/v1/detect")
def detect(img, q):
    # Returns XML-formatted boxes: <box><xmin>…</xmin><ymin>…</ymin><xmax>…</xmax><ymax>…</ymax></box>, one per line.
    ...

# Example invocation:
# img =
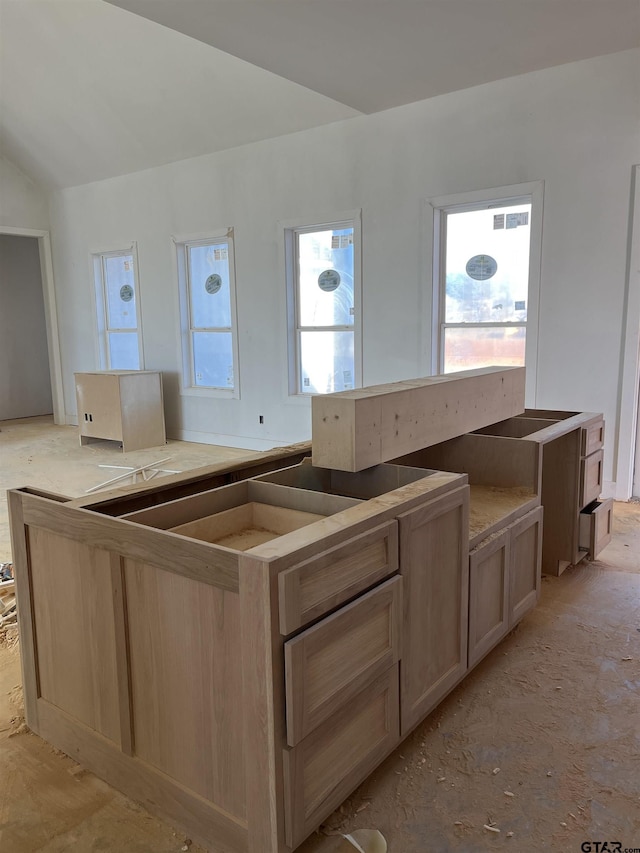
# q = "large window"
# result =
<box><xmin>286</xmin><ymin>216</ymin><xmax>361</xmax><ymax>395</ymax></box>
<box><xmin>431</xmin><ymin>184</ymin><xmax>543</xmax><ymax>379</ymax></box>
<box><xmin>93</xmin><ymin>247</ymin><xmax>143</xmax><ymax>370</ymax></box>
<box><xmin>176</xmin><ymin>230</ymin><xmax>239</xmax><ymax>395</ymax></box>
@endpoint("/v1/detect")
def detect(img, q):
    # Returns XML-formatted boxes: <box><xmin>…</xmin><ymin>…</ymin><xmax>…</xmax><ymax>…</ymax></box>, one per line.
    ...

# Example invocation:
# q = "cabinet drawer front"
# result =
<box><xmin>579</xmin><ymin>498</ymin><xmax>613</xmax><ymax>558</ymax></box>
<box><xmin>580</xmin><ymin>449</ymin><xmax>604</xmax><ymax>508</ymax></box>
<box><xmin>284</xmin><ymin>576</ymin><xmax>401</xmax><ymax>746</ymax></box>
<box><xmin>468</xmin><ymin>529</ymin><xmax>510</xmax><ymax>668</ymax></box>
<box><xmin>278</xmin><ymin>520</ymin><xmax>398</xmax><ymax>635</ymax></box>
<box><xmin>283</xmin><ymin>666</ymin><xmax>399</xmax><ymax>848</ymax></box>
<box><xmin>509</xmin><ymin>506</ymin><xmax>543</xmax><ymax>626</ymax></box>
<box><xmin>581</xmin><ymin>420</ymin><xmax>605</xmax><ymax>457</ymax></box>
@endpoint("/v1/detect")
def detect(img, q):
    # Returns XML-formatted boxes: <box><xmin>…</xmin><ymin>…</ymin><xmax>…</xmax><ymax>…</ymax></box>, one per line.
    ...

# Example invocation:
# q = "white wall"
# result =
<box><xmin>48</xmin><ymin>50</ymin><xmax>640</xmax><ymax>493</ymax></box>
<box><xmin>0</xmin><ymin>156</ymin><xmax>49</xmax><ymax>231</ymax></box>
<box><xmin>0</xmin><ymin>235</ymin><xmax>53</xmax><ymax>420</ymax></box>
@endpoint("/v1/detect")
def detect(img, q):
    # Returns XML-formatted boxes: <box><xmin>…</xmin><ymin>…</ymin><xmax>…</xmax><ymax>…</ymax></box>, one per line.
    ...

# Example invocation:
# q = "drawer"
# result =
<box><xmin>284</xmin><ymin>576</ymin><xmax>401</xmax><ymax>746</ymax></box>
<box><xmin>581</xmin><ymin>420</ymin><xmax>605</xmax><ymax>457</ymax></box>
<box><xmin>283</xmin><ymin>665</ymin><xmax>399</xmax><ymax>849</ymax></box>
<box><xmin>509</xmin><ymin>505</ymin><xmax>543</xmax><ymax>626</ymax></box>
<box><xmin>579</xmin><ymin>498</ymin><xmax>613</xmax><ymax>558</ymax></box>
<box><xmin>278</xmin><ymin>520</ymin><xmax>398</xmax><ymax>635</ymax></box>
<box><xmin>579</xmin><ymin>449</ymin><xmax>604</xmax><ymax>508</ymax></box>
<box><xmin>468</xmin><ymin>528</ymin><xmax>510</xmax><ymax>668</ymax></box>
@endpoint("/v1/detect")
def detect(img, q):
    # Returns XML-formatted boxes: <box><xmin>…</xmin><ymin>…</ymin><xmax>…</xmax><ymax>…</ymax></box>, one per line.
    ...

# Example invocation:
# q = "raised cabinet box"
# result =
<box><xmin>283</xmin><ymin>666</ymin><xmax>400</xmax><ymax>849</ymax></box>
<box><xmin>579</xmin><ymin>498</ymin><xmax>614</xmax><ymax>558</ymax></box>
<box><xmin>284</xmin><ymin>576</ymin><xmax>402</xmax><ymax>746</ymax></box>
<box><xmin>312</xmin><ymin>366</ymin><xmax>525</xmax><ymax>471</ymax></box>
<box><xmin>75</xmin><ymin>370</ymin><xmax>166</xmax><ymax>452</ymax></box>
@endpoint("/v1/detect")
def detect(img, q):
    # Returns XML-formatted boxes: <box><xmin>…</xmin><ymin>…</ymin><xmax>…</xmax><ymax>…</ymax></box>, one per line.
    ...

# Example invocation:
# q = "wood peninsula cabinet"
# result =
<box><xmin>474</xmin><ymin>410</ymin><xmax>612</xmax><ymax>574</ymax></box>
<box><xmin>9</xmin><ymin>368</ymin><xmax>608</xmax><ymax>852</ymax></box>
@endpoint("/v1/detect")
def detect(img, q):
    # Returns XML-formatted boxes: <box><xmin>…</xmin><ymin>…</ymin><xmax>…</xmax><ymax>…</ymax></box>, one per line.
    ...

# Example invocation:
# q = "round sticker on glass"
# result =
<box><xmin>318</xmin><ymin>269</ymin><xmax>341</xmax><ymax>292</ymax></box>
<box><xmin>465</xmin><ymin>254</ymin><xmax>498</xmax><ymax>281</ymax></box>
<box><xmin>120</xmin><ymin>285</ymin><xmax>134</xmax><ymax>302</ymax></box>
<box><xmin>205</xmin><ymin>274</ymin><xmax>222</xmax><ymax>295</ymax></box>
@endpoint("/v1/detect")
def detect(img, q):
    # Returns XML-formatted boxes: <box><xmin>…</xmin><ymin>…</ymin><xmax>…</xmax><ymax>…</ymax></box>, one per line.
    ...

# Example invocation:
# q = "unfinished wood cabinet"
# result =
<box><xmin>508</xmin><ymin>505</ymin><xmax>543</xmax><ymax>626</ymax></box>
<box><xmin>75</xmin><ymin>370</ymin><xmax>166</xmax><ymax>452</ymax></box>
<box><xmin>474</xmin><ymin>411</ymin><xmax>608</xmax><ymax>574</ymax></box>
<box><xmin>579</xmin><ymin>498</ymin><xmax>614</xmax><ymax>558</ymax></box>
<box><xmin>9</xmin><ymin>457</ymin><xmax>467</xmax><ymax>853</ymax></box>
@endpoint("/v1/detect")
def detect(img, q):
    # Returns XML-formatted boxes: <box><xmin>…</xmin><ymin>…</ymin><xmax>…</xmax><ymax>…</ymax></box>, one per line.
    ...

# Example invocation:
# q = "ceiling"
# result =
<box><xmin>1</xmin><ymin>0</ymin><xmax>638</xmax><ymax>191</ymax></box>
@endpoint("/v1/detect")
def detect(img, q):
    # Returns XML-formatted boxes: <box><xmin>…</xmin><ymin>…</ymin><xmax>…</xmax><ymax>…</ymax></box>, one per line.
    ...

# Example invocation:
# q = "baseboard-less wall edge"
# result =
<box><xmin>174</xmin><ymin>428</ymin><xmax>295</xmax><ymax>453</ymax></box>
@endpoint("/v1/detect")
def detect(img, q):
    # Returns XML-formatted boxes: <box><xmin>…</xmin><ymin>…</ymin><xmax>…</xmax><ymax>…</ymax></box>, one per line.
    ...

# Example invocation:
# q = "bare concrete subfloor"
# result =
<box><xmin>1</xmin><ymin>417</ymin><xmax>639</xmax><ymax>852</ymax></box>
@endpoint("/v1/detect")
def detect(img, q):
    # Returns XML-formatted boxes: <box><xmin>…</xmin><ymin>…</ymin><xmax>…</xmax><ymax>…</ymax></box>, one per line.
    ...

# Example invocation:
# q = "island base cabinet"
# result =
<box><xmin>398</xmin><ymin>486</ymin><xmax>469</xmax><ymax>735</ymax></box>
<box><xmin>283</xmin><ymin>666</ymin><xmax>400</xmax><ymax>848</ymax></box>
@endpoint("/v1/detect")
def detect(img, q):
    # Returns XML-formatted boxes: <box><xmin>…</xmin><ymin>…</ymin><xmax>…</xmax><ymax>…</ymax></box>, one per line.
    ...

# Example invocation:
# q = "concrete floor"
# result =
<box><xmin>1</xmin><ymin>417</ymin><xmax>639</xmax><ymax>852</ymax></box>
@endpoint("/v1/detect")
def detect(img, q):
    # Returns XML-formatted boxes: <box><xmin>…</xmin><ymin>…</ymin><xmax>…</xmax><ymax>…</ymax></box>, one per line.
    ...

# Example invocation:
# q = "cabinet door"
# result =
<box><xmin>468</xmin><ymin>529</ymin><xmax>510</xmax><ymax>668</ymax></box>
<box><xmin>75</xmin><ymin>374</ymin><xmax>122</xmax><ymax>440</ymax></box>
<box><xmin>509</xmin><ymin>506</ymin><xmax>543</xmax><ymax>626</ymax></box>
<box><xmin>398</xmin><ymin>486</ymin><xmax>469</xmax><ymax>735</ymax></box>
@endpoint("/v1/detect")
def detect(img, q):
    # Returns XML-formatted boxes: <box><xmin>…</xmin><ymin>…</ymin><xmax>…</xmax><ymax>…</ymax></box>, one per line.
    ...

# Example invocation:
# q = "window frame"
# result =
<box><xmin>282</xmin><ymin>211</ymin><xmax>362</xmax><ymax>397</ymax></box>
<box><xmin>92</xmin><ymin>243</ymin><xmax>144</xmax><ymax>370</ymax></box>
<box><xmin>425</xmin><ymin>182</ymin><xmax>544</xmax><ymax>404</ymax></box>
<box><xmin>173</xmin><ymin>228</ymin><xmax>240</xmax><ymax>399</ymax></box>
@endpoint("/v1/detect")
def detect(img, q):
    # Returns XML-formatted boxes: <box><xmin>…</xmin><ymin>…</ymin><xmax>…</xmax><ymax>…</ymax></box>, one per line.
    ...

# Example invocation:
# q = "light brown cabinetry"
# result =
<box><xmin>75</xmin><ymin>370</ymin><xmax>166</xmax><ymax>452</ymax></box>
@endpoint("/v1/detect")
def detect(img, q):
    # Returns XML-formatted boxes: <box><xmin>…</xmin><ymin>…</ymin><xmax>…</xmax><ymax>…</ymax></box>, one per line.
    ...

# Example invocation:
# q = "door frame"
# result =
<box><xmin>0</xmin><ymin>226</ymin><xmax>64</xmax><ymax>424</ymax></box>
<box><xmin>616</xmin><ymin>165</ymin><xmax>640</xmax><ymax>499</ymax></box>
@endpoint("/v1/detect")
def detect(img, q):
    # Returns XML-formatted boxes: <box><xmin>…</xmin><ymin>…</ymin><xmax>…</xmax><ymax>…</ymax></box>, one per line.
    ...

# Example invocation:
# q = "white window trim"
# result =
<box><xmin>172</xmin><ymin>228</ymin><xmax>240</xmax><ymax>399</ymax></box>
<box><xmin>423</xmin><ymin>182</ymin><xmax>544</xmax><ymax>407</ymax></box>
<box><xmin>91</xmin><ymin>242</ymin><xmax>145</xmax><ymax>370</ymax></box>
<box><xmin>279</xmin><ymin>210</ymin><xmax>362</xmax><ymax>401</ymax></box>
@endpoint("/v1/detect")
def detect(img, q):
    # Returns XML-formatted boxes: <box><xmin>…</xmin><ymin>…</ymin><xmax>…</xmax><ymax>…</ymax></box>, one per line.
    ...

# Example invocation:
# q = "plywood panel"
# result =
<box><xmin>284</xmin><ymin>576</ymin><xmax>401</xmax><ymax>745</ymax></box>
<box><xmin>312</xmin><ymin>367</ymin><xmax>525</xmax><ymax>471</ymax></box>
<box><xmin>398</xmin><ymin>487</ymin><xmax>469</xmax><ymax>734</ymax></box>
<box><xmin>29</xmin><ymin>527</ymin><xmax>121</xmax><ymax>743</ymax></box>
<box><xmin>124</xmin><ymin>560</ymin><xmax>246</xmax><ymax>821</ymax></box>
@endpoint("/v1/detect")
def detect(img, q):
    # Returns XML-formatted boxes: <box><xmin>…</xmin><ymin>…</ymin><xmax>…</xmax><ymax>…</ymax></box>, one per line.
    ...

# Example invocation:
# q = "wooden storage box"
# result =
<box><xmin>75</xmin><ymin>370</ymin><xmax>166</xmax><ymax>452</ymax></box>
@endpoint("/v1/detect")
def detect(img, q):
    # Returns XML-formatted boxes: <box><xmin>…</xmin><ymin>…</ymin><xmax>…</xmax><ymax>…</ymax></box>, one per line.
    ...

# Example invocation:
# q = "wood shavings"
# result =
<box><xmin>484</xmin><ymin>824</ymin><xmax>501</xmax><ymax>833</ymax></box>
<box><xmin>504</xmin><ymin>790</ymin><xmax>515</xmax><ymax>796</ymax></box>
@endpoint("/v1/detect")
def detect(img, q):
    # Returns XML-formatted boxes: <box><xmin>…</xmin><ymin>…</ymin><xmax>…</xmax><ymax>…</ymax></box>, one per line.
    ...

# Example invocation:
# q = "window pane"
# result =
<box><xmin>108</xmin><ymin>332</ymin><xmax>140</xmax><ymax>369</ymax></box>
<box><xmin>443</xmin><ymin>326</ymin><xmax>526</xmax><ymax>373</ymax></box>
<box><xmin>104</xmin><ymin>255</ymin><xmax>137</xmax><ymax>330</ymax></box>
<box><xmin>299</xmin><ymin>330</ymin><xmax>354</xmax><ymax>394</ymax></box>
<box><xmin>298</xmin><ymin>228</ymin><xmax>354</xmax><ymax>327</ymax></box>
<box><xmin>445</xmin><ymin>205</ymin><xmax>531</xmax><ymax>323</ymax></box>
<box><xmin>192</xmin><ymin>331</ymin><xmax>234</xmax><ymax>388</ymax></box>
<box><xmin>189</xmin><ymin>243</ymin><xmax>232</xmax><ymax>329</ymax></box>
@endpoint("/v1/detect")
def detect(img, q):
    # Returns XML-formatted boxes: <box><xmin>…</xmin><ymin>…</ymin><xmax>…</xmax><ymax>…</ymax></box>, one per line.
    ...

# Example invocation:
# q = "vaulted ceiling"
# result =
<box><xmin>1</xmin><ymin>0</ymin><xmax>638</xmax><ymax>191</ymax></box>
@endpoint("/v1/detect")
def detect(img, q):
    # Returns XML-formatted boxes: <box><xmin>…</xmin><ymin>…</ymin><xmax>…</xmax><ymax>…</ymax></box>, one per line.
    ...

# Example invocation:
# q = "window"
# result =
<box><xmin>285</xmin><ymin>216</ymin><xmax>361</xmax><ymax>395</ymax></box>
<box><xmin>175</xmin><ymin>230</ymin><xmax>239</xmax><ymax>395</ymax></box>
<box><xmin>93</xmin><ymin>247</ymin><xmax>143</xmax><ymax>369</ymax></box>
<box><xmin>430</xmin><ymin>184</ymin><xmax>543</xmax><ymax>378</ymax></box>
